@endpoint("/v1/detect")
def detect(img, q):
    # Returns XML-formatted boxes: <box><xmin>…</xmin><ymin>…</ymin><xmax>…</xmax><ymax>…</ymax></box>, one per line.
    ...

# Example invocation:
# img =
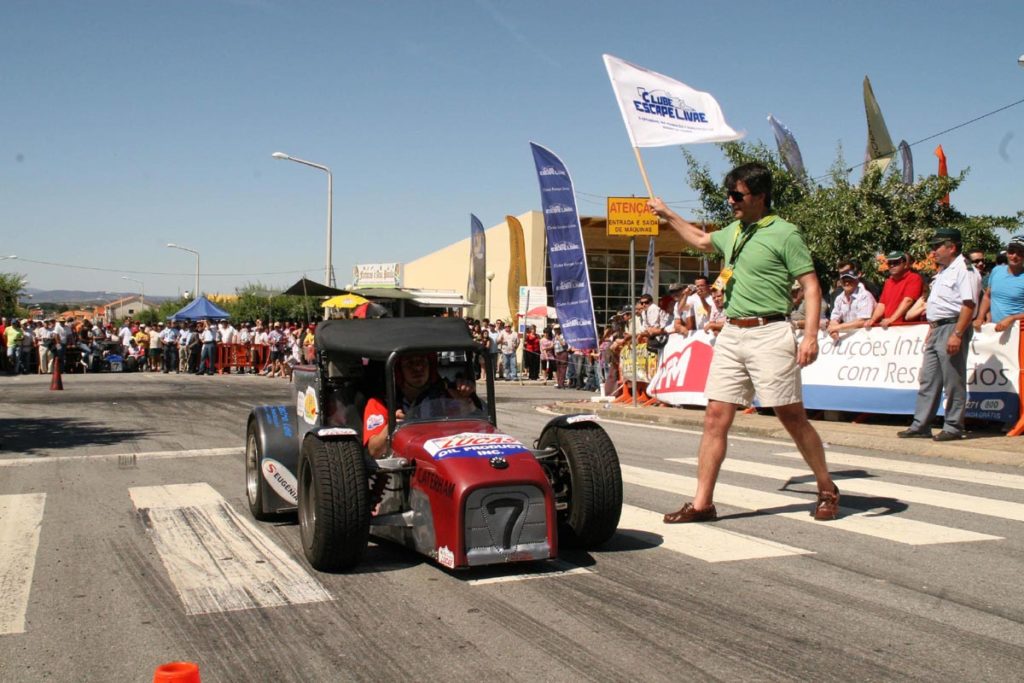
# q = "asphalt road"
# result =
<box><xmin>2</xmin><ymin>372</ymin><xmax>1024</xmax><ymax>682</ymax></box>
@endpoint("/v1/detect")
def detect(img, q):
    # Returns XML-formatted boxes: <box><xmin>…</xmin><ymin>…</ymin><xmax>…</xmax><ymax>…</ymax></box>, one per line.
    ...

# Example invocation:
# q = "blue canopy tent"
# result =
<box><xmin>167</xmin><ymin>296</ymin><xmax>231</xmax><ymax>322</ymax></box>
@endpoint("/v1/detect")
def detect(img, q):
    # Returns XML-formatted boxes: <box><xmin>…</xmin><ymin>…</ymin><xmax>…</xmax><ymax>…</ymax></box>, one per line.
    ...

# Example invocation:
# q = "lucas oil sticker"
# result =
<box><xmin>422</xmin><ymin>433</ymin><xmax>527</xmax><ymax>460</ymax></box>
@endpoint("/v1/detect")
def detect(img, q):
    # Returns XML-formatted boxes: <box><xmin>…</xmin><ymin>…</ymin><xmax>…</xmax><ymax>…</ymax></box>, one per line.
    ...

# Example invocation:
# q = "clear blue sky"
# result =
<box><xmin>3</xmin><ymin>0</ymin><xmax>1022</xmax><ymax>296</ymax></box>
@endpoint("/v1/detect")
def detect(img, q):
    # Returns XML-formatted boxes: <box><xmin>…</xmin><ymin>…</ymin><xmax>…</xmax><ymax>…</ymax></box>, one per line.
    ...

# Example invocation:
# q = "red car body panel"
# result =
<box><xmin>390</xmin><ymin>419</ymin><xmax>558</xmax><ymax>568</ymax></box>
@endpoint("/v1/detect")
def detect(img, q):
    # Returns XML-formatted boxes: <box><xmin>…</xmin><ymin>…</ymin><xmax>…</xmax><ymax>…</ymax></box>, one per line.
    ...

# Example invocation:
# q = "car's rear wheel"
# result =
<box><xmin>298</xmin><ymin>437</ymin><xmax>370</xmax><ymax>571</ymax></box>
<box><xmin>245</xmin><ymin>420</ymin><xmax>274</xmax><ymax>521</ymax></box>
<box><xmin>538</xmin><ymin>423</ymin><xmax>622</xmax><ymax>548</ymax></box>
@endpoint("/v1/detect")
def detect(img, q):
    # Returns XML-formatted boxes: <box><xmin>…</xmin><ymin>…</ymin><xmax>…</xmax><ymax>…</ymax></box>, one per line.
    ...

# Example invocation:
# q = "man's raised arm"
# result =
<box><xmin>648</xmin><ymin>198</ymin><xmax>715</xmax><ymax>253</ymax></box>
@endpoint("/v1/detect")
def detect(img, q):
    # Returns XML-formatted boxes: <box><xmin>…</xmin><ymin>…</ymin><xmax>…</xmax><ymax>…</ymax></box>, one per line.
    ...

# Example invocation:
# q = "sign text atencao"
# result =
<box><xmin>607</xmin><ymin>197</ymin><xmax>659</xmax><ymax>236</ymax></box>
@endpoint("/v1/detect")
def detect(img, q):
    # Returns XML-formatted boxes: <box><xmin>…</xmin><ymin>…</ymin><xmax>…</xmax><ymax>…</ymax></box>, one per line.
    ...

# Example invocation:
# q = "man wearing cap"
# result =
<box><xmin>827</xmin><ymin>270</ymin><xmax>877</xmax><ymax>340</ymax></box>
<box><xmin>899</xmin><ymin>228</ymin><xmax>981</xmax><ymax>441</ymax></box>
<box><xmin>667</xmin><ymin>282</ymin><xmax>689</xmax><ymax>334</ymax></box>
<box><xmin>685</xmin><ymin>276</ymin><xmax>718</xmax><ymax>335</ymax></box>
<box><xmin>865</xmin><ymin>251</ymin><xmax>924</xmax><ymax>329</ymax></box>
<box><xmin>649</xmin><ymin>162</ymin><xmax>839</xmax><ymax>523</ymax></box>
<box><xmin>975</xmin><ymin>235</ymin><xmax>1024</xmax><ymax>332</ymax></box>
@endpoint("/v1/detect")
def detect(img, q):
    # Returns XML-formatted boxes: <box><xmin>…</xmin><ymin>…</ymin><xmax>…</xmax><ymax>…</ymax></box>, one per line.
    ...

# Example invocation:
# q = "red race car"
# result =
<box><xmin>245</xmin><ymin>317</ymin><xmax>622</xmax><ymax>571</ymax></box>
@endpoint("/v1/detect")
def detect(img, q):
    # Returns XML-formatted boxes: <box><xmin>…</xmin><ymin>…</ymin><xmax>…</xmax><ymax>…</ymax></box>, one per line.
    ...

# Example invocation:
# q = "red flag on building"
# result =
<box><xmin>935</xmin><ymin>145</ymin><xmax>950</xmax><ymax>206</ymax></box>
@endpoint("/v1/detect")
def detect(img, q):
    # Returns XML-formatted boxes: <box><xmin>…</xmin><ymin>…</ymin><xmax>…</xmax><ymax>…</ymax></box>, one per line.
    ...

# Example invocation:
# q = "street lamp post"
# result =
<box><xmin>166</xmin><ymin>243</ymin><xmax>200</xmax><ymax>299</ymax></box>
<box><xmin>121</xmin><ymin>276</ymin><xmax>145</xmax><ymax>308</ymax></box>
<box><xmin>272</xmin><ymin>152</ymin><xmax>334</xmax><ymax>287</ymax></box>
<box><xmin>486</xmin><ymin>272</ymin><xmax>495</xmax><ymax>320</ymax></box>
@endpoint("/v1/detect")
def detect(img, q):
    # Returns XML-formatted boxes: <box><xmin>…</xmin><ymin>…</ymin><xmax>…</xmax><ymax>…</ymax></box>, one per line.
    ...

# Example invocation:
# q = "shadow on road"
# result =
<box><xmin>0</xmin><ymin>417</ymin><xmax>150</xmax><ymax>454</ymax></box>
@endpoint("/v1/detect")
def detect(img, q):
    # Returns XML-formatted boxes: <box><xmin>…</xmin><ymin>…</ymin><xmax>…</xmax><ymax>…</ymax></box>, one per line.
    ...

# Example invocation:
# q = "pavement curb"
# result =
<box><xmin>545</xmin><ymin>400</ymin><xmax>1024</xmax><ymax>469</ymax></box>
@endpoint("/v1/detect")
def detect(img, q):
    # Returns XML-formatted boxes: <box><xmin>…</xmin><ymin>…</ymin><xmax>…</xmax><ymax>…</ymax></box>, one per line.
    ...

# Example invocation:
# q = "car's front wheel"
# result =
<box><xmin>298</xmin><ymin>437</ymin><xmax>370</xmax><ymax>571</ymax></box>
<box><xmin>538</xmin><ymin>423</ymin><xmax>622</xmax><ymax>549</ymax></box>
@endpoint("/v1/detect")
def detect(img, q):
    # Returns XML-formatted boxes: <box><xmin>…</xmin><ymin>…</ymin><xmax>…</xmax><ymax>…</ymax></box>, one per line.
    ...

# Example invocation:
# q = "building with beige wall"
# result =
<box><xmin>403</xmin><ymin>210</ymin><xmax>718</xmax><ymax>325</ymax></box>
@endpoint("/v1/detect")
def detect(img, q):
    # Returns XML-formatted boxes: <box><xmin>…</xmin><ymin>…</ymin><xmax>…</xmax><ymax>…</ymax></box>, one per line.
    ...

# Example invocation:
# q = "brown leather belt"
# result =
<box><xmin>727</xmin><ymin>314</ymin><xmax>787</xmax><ymax>328</ymax></box>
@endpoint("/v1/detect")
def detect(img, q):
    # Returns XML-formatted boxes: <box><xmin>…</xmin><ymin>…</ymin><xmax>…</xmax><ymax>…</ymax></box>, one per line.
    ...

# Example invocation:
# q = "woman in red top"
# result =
<box><xmin>523</xmin><ymin>324</ymin><xmax>541</xmax><ymax>381</ymax></box>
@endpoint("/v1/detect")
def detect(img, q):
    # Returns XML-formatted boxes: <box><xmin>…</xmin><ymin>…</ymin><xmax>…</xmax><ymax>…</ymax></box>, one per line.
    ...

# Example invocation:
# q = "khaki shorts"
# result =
<box><xmin>705</xmin><ymin>321</ymin><xmax>802</xmax><ymax>407</ymax></box>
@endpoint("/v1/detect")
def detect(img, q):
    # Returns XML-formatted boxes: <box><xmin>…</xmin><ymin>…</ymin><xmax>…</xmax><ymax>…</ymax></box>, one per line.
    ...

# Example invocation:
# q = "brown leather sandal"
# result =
<box><xmin>663</xmin><ymin>503</ymin><xmax>717</xmax><ymax>524</ymax></box>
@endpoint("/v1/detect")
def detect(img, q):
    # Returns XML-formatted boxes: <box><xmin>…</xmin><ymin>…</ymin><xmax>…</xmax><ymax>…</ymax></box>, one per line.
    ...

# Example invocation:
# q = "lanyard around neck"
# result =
<box><xmin>728</xmin><ymin>215</ymin><xmax>775</xmax><ymax>267</ymax></box>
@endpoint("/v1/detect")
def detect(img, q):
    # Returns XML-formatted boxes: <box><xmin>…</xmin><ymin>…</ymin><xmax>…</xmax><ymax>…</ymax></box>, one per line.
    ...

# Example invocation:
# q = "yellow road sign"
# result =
<box><xmin>607</xmin><ymin>197</ymin><xmax>659</xmax><ymax>236</ymax></box>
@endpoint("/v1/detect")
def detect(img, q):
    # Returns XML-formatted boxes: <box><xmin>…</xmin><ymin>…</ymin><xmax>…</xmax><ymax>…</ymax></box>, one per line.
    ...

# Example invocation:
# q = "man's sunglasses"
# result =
<box><xmin>726</xmin><ymin>190</ymin><xmax>752</xmax><ymax>203</ymax></box>
<box><xmin>1007</xmin><ymin>247</ymin><xmax>1024</xmax><ymax>256</ymax></box>
<box><xmin>970</xmin><ymin>258</ymin><xmax>986</xmax><ymax>264</ymax></box>
<box><xmin>887</xmin><ymin>259</ymin><xmax>904</xmax><ymax>266</ymax></box>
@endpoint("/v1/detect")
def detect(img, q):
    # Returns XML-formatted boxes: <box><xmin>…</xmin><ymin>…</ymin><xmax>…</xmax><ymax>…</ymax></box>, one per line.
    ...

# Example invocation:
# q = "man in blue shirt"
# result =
<box><xmin>975</xmin><ymin>236</ymin><xmax>1024</xmax><ymax>332</ymax></box>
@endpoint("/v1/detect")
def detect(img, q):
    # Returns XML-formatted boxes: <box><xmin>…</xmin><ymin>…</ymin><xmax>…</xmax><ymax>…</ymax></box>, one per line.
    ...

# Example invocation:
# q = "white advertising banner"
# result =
<box><xmin>644</xmin><ymin>324</ymin><xmax>1021</xmax><ymax>423</ymax></box>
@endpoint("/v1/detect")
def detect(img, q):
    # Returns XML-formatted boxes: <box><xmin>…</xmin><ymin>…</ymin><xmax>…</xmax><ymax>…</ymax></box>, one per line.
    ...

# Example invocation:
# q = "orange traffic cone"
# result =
<box><xmin>153</xmin><ymin>661</ymin><xmax>200</xmax><ymax>682</ymax></box>
<box><xmin>50</xmin><ymin>358</ymin><xmax>63</xmax><ymax>390</ymax></box>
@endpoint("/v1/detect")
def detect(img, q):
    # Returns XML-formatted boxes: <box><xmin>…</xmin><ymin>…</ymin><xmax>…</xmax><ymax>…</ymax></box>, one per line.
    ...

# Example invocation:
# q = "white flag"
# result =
<box><xmin>603</xmin><ymin>54</ymin><xmax>743</xmax><ymax>148</ymax></box>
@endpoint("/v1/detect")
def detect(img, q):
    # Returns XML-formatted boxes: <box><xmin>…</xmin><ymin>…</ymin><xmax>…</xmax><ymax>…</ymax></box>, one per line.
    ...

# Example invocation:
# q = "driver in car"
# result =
<box><xmin>363</xmin><ymin>352</ymin><xmax>479</xmax><ymax>458</ymax></box>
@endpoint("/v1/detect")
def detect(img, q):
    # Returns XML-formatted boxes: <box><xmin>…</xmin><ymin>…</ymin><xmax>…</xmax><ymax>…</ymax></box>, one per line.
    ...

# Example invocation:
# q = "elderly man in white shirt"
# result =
<box><xmin>827</xmin><ymin>270</ymin><xmax>876</xmax><ymax>341</ymax></box>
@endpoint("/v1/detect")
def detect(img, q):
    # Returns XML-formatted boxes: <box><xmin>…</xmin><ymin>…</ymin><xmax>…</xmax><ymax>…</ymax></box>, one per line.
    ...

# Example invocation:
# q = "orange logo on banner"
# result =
<box><xmin>607</xmin><ymin>197</ymin><xmax>659</xmax><ymax>236</ymax></box>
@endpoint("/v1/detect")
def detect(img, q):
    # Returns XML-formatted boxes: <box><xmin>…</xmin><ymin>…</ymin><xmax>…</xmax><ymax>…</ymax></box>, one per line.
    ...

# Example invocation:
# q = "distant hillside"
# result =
<box><xmin>23</xmin><ymin>288</ymin><xmax>177</xmax><ymax>305</ymax></box>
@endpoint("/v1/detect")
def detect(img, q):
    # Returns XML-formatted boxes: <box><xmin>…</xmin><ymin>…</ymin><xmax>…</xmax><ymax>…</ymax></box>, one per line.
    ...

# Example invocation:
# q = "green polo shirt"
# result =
<box><xmin>709</xmin><ymin>215</ymin><xmax>815</xmax><ymax>318</ymax></box>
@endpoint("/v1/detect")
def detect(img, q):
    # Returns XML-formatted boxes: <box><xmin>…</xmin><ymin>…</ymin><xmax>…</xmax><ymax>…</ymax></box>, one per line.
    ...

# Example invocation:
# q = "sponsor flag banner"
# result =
<box><xmin>466</xmin><ymin>214</ymin><xmax>486</xmax><ymax>320</ymax></box>
<box><xmin>935</xmin><ymin>145</ymin><xmax>950</xmax><ymax>206</ymax></box>
<box><xmin>642</xmin><ymin>237</ymin><xmax>656</xmax><ymax>298</ymax></box>
<box><xmin>863</xmin><ymin>76</ymin><xmax>896</xmax><ymax>175</ymax></box>
<box><xmin>530</xmin><ymin>142</ymin><xmax>599</xmax><ymax>350</ymax></box>
<box><xmin>606</xmin><ymin>196</ymin><xmax>658</xmax><ymax>236</ymax></box>
<box><xmin>767</xmin><ymin>114</ymin><xmax>807</xmax><ymax>179</ymax></box>
<box><xmin>898</xmin><ymin>140</ymin><xmax>914</xmax><ymax>185</ymax></box>
<box><xmin>506</xmin><ymin>215</ymin><xmax>528</xmax><ymax>319</ymax></box>
<box><xmin>603</xmin><ymin>54</ymin><xmax>743</xmax><ymax>148</ymax></box>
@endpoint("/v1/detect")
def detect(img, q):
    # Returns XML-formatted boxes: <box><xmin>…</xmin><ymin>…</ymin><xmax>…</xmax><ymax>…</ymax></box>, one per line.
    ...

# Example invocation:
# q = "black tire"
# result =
<box><xmin>538</xmin><ymin>424</ymin><xmax>622</xmax><ymax>548</ymax></box>
<box><xmin>245</xmin><ymin>419</ymin><xmax>275</xmax><ymax>521</ymax></box>
<box><xmin>298</xmin><ymin>437</ymin><xmax>370</xmax><ymax>572</ymax></box>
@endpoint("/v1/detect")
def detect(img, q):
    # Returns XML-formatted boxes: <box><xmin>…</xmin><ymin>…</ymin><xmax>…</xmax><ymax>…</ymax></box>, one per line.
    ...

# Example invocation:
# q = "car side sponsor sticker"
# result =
<box><xmin>423</xmin><ymin>433</ymin><xmax>528</xmax><ymax>460</ymax></box>
<box><xmin>317</xmin><ymin>427</ymin><xmax>357</xmax><ymax>437</ymax></box>
<box><xmin>298</xmin><ymin>387</ymin><xmax>318</xmax><ymax>425</ymax></box>
<box><xmin>566</xmin><ymin>413</ymin><xmax>599</xmax><ymax>424</ymax></box>
<box><xmin>437</xmin><ymin>545</ymin><xmax>455</xmax><ymax>569</ymax></box>
<box><xmin>262</xmin><ymin>458</ymin><xmax>299</xmax><ymax>504</ymax></box>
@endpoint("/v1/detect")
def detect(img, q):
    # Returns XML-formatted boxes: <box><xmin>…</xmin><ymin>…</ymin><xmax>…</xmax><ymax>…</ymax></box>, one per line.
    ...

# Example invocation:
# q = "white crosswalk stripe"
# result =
<box><xmin>772</xmin><ymin>450</ymin><xmax>1024</xmax><ymax>491</ymax></box>
<box><xmin>617</xmin><ymin>504</ymin><xmax>813</xmax><ymax>562</ymax></box>
<box><xmin>622</xmin><ymin>464</ymin><xmax>1000</xmax><ymax>545</ymax></box>
<box><xmin>129</xmin><ymin>483</ymin><xmax>332</xmax><ymax>616</ymax></box>
<box><xmin>669</xmin><ymin>457</ymin><xmax>1024</xmax><ymax>523</ymax></box>
<box><xmin>0</xmin><ymin>493</ymin><xmax>46</xmax><ymax>635</ymax></box>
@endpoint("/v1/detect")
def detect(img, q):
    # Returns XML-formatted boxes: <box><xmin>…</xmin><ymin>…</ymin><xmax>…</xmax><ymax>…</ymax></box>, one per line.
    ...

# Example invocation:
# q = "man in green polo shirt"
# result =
<box><xmin>648</xmin><ymin>162</ymin><xmax>839</xmax><ymax>523</ymax></box>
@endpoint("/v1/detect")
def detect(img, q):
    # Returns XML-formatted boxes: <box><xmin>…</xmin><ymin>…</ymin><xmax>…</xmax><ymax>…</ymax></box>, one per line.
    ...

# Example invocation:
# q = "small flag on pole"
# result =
<box><xmin>863</xmin><ymin>76</ymin><xmax>896</xmax><ymax>175</ymax></box>
<box><xmin>935</xmin><ymin>145</ymin><xmax>950</xmax><ymax>206</ymax></box>
<box><xmin>767</xmin><ymin>114</ymin><xmax>807</xmax><ymax>179</ymax></box>
<box><xmin>603</xmin><ymin>54</ymin><xmax>743</xmax><ymax>148</ymax></box>
<box><xmin>898</xmin><ymin>140</ymin><xmax>914</xmax><ymax>185</ymax></box>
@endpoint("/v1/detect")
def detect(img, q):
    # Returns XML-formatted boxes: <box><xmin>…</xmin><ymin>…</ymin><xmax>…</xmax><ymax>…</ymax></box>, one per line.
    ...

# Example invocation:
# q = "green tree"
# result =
<box><xmin>226</xmin><ymin>282</ymin><xmax>317</xmax><ymax>324</ymax></box>
<box><xmin>0</xmin><ymin>272</ymin><xmax>27</xmax><ymax>319</ymax></box>
<box><xmin>681</xmin><ymin>142</ymin><xmax>1020</xmax><ymax>281</ymax></box>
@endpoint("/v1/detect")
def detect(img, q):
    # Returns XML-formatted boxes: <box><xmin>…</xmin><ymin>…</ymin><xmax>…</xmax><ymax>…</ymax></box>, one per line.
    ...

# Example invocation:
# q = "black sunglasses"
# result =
<box><xmin>1007</xmin><ymin>247</ymin><xmax>1024</xmax><ymax>256</ymax></box>
<box><xmin>970</xmin><ymin>258</ymin><xmax>986</xmax><ymax>264</ymax></box>
<box><xmin>887</xmin><ymin>259</ymin><xmax>904</xmax><ymax>266</ymax></box>
<box><xmin>726</xmin><ymin>190</ymin><xmax>752</xmax><ymax>203</ymax></box>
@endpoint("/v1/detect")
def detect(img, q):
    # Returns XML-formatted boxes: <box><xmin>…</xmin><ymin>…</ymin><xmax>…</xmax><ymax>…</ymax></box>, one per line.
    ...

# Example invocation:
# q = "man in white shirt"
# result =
<box><xmin>497</xmin><ymin>322</ymin><xmax>520</xmax><ymax>381</ymax></box>
<box><xmin>685</xmin><ymin>277</ymin><xmax>718</xmax><ymax>334</ymax></box>
<box><xmin>827</xmin><ymin>271</ymin><xmax>877</xmax><ymax>341</ymax></box>
<box><xmin>899</xmin><ymin>228</ymin><xmax>981</xmax><ymax>441</ymax></box>
<box><xmin>636</xmin><ymin>293</ymin><xmax>670</xmax><ymax>336</ymax></box>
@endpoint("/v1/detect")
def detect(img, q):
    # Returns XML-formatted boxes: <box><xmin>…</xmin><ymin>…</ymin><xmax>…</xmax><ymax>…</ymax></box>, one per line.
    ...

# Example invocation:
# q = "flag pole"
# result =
<box><xmin>632</xmin><ymin>146</ymin><xmax>655</xmax><ymax>197</ymax></box>
<box><xmin>627</xmin><ymin>152</ymin><xmax>654</xmax><ymax>408</ymax></box>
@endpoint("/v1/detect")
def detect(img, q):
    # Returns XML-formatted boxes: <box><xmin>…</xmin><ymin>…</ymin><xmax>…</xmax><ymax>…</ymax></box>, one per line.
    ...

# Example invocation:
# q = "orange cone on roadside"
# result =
<box><xmin>50</xmin><ymin>359</ymin><xmax>63</xmax><ymax>390</ymax></box>
<box><xmin>153</xmin><ymin>661</ymin><xmax>200</xmax><ymax>682</ymax></box>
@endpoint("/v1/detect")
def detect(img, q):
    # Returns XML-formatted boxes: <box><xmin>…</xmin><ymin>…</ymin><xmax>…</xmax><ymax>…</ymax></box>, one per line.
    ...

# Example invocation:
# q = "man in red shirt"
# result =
<box><xmin>864</xmin><ymin>250</ymin><xmax>924</xmax><ymax>329</ymax></box>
